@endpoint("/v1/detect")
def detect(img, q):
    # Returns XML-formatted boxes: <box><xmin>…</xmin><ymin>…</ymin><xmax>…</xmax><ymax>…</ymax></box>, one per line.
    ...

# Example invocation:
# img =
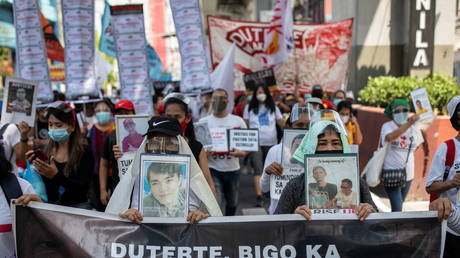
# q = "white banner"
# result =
<box><xmin>111</xmin><ymin>4</ymin><xmax>152</xmax><ymax>115</ymax></box>
<box><xmin>170</xmin><ymin>0</ymin><xmax>212</xmax><ymax>93</ymax></box>
<box><xmin>13</xmin><ymin>0</ymin><xmax>53</xmax><ymax>103</ymax></box>
<box><xmin>61</xmin><ymin>0</ymin><xmax>98</xmax><ymax>100</ymax></box>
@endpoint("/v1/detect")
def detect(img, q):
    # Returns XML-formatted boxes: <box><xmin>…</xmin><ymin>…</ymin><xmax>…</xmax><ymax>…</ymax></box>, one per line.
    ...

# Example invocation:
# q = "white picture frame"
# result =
<box><xmin>115</xmin><ymin>114</ymin><xmax>150</xmax><ymax>153</ymax></box>
<box><xmin>1</xmin><ymin>77</ymin><xmax>37</xmax><ymax>126</ymax></box>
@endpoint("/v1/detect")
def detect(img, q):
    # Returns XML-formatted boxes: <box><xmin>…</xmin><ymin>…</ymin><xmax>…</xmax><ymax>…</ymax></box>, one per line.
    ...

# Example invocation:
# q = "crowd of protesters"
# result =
<box><xmin>1</xmin><ymin>85</ymin><xmax>460</xmax><ymax>257</ymax></box>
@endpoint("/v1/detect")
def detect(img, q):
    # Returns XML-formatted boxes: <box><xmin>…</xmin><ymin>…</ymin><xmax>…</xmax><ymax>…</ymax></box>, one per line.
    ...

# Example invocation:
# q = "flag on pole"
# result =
<box><xmin>99</xmin><ymin>1</ymin><xmax>115</xmax><ymax>58</ymax></box>
<box><xmin>211</xmin><ymin>44</ymin><xmax>235</xmax><ymax>113</ymax></box>
<box><xmin>262</xmin><ymin>0</ymin><xmax>293</xmax><ymax>68</ymax></box>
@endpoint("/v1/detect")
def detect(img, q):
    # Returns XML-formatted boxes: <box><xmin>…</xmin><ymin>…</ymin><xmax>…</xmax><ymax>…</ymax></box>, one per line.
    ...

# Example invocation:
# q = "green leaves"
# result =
<box><xmin>358</xmin><ymin>73</ymin><xmax>460</xmax><ymax>114</ymax></box>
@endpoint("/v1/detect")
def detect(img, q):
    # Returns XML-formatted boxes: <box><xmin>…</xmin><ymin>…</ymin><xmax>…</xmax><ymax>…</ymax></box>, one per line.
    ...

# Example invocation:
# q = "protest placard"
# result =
<box><xmin>305</xmin><ymin>154</ymin><xmax>359</xmax><ymax>210</ymax></box>
<box><xmin>410</xmin><ymin>88</ymin><xmax>434</xmax><ymax>120</ymax></box>
<box><xmin>1</xmin><ymin>77</ymin><xmax>37</xmax><ymax>126</ymax></box>
<box><xmin>209</xmin><ymin>127</ymin><xmax>229</xmax><ymax>152</ymax></box>
<box><xmin>270</xmin><ymin>129</ymin><xmax>307</xmax><ymax>200</ymax></box>
<box><xmin>243</xmin><ymin>68</ymin><xmax>277</xmax><ymax>92</ymax></box>
<box><xmin>117</xmin><ymin>152</ymin><xmax>135</xmax><ymax>182</ymax></box>
<box><xmin>194</xmin><ymin>120</ymin><xmax>212</xmax><ymax>148</ymax></box>
<box><xmin>139</xmin><ymin>154</ymin><xmax>190</xmax><ymax>218</ymax></box>
<box><xmin>228</xmin><ymin>129</ymin><xmax>259</xmax><ymax>152</ymax></box>
<box><xmin>115</xmin><ymin>115</ymin><xmax>149</xmax><ymax>153</ymax></box>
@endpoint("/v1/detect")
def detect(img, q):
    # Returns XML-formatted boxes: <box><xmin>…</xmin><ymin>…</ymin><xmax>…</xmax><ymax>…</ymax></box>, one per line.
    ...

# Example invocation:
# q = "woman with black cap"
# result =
<box><xmin>26</xmin><ymin>101</ymin><xmax>94</xmax><ymax>209</ymax></box>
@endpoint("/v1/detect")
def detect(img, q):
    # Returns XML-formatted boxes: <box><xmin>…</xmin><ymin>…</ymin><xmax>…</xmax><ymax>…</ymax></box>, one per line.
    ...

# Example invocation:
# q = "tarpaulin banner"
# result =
<box><xmin>12</xmin><ymin>0</ymin><xmax>53</xmax><ymax>103</ymax></box>
<box><xmin>62</xmin><ymin>0</ymin><xmax>98</xmax><ymax>100</ymax></box>
<box><xmin>111</xmin><ymin>4</ymin><xmax>152</xmax><ymax>115</ymax></box>
<box><xmin>14</xmin><ymin>202</ymin><xmax>445</xmax><ymax>257</ymax></box>
<box><xmin>208</xmin><ymin>16</ymin><xmax>353</xmax><ymax>94</ymax></box>
<box><xmin>170</xmin><ymin>0</ymin><xmax>212</xmax><ymax>94</ymax></box>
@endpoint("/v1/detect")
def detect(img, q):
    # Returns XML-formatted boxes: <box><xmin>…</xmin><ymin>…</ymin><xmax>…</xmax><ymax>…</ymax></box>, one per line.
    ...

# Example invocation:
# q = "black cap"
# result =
<box><xmin>312</xmin><ymin>84</ymin><xmax>323</xmax><ymax>91</ymax></box>
<box><xmin>145</xmin><ymin>116</ymin><xmax>181</xmax><ymax>137</ymax></box>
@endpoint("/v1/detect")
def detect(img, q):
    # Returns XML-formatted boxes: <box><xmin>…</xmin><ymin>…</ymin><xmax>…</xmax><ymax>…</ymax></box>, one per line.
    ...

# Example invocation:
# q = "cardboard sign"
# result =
<box><xmin>117</xmin><ymin>152</ymin><xmax>135</xmax><ymax>181</ymax></box>
<box><xmin>228</xmin><ymin>129</ymin><xmax>259</xmax><ymax>152</ymax></box>
<box><xmin>410</xmin><ymin>88</ymin><xmax>433</xmax><ymax>120</ymax></box>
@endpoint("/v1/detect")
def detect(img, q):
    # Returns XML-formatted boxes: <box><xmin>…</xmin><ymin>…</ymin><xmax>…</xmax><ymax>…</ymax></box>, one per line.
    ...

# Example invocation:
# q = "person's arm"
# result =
<box><xmin>426</xmin><ymin>144</ymin><xmax>457</xmax><ymax>195</ymax></box>
<box><xmin>426</xmin><ymin>176</ymin><xmax>460</xmax><ymax>195</ymax></box>
<box><xmin>384</xmin><ymin>115</ymin><xmax>419</xmax><ymax>143</ymax></box>
<box><xmin>359</xmin><ymin>178</ymin><xmax>378</xmax><ymax>211</ymax></box>
<box><xmin>14</xmin><ymin>122</ymin><xmax>32</xmax><ymax>162</ymax></box>
<box><xmin>99</xmin><ymin>157</ymin><xmax>110</xmax><ymax>205</ymax></box>
<box><xmin>274</xmin><ymin>177</ymin><xmax>301</xmax><ymax>215</ymax></box>
<box><xmin>274</xmin><ymin>106</ymin><xmax>285</xmax><ymax>128</ymax></box>
<box><xmin>351</xmin><ymin>116</ymin><xmax>363</xmax><ymax>145</ymax></box>
<box><xmin>198</xmin><ymin>149</ymin><xmax>217</xmax><ymax>196</ymax></box>
<box><xmin>421</xmin><ymin>130</ymin><xmax>430</xmax><ymax>177</ymax></box>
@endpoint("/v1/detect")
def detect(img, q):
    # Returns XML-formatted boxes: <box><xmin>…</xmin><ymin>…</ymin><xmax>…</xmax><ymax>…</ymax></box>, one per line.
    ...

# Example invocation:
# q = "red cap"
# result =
<box><xmin>114</xmin><ymin>100</ymin><xmax>135</xmax><ymax>111</ymax></box>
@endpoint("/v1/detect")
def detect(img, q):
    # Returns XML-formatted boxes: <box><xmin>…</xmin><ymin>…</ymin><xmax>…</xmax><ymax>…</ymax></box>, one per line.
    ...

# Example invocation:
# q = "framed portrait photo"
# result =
<box><xmin>1</xmin><ymin>77</ymin><xmax>37</xmax><ymax>126</ymax></box>
<box><xmin>139</xmin><ymin>154</ymin><xmax>190</xmax><ymax>218</ymax></box>
<box><xmin>194</xmin><ymin>120</ymin><xmax>212</xmax><ymax>148</ymax></box>
<box><xmin>304</xmin><ymin>153</ymin><xmax>359</xmax><ymax>210</ymax></box>
<box><xmin>115</xmin><ymin>114</ymin><xmax>150</xmax><ymax>153</ymax></box>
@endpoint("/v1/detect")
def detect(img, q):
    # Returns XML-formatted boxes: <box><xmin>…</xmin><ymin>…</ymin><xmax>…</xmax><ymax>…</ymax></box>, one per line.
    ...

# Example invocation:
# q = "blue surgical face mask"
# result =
<box><xmin>333</xmin><ymin>99</ymin><xmax>342</xmax><ymax>106</ymax></box>
<box><xmin>247</xmin><ymin>95</ymin><xmax>253</xmax><ymax>101</ymax></box>
<box><xmin>48</xmin><ymin>128</ymin><xmax>70</xmax><ymax>142</ymax></box>
<box><xmin>96</xmin><ymin>112</ymin><xmax>111</xmax><ymax>124</ymax></box>
<box><xmin>393</xmin><ymin>112</ymin><xmax>408</xmax><ymax>125</ymax></box>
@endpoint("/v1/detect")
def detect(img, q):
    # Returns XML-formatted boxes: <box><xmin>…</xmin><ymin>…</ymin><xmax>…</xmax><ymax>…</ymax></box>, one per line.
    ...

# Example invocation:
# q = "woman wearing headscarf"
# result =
<box><xmin>274</xmin><ymin>120</ymin><xmax>377</xmax><ymax>221</ymax></box>
<box><xmin>380</xmin><ymin>99</ymin><xmax>423</xmax><ymax>212</ymax></box>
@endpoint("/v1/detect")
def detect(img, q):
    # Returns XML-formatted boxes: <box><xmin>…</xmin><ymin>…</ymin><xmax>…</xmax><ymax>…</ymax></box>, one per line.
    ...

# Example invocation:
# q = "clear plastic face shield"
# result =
<box><xmin>310</xmin><ymin>109</ymin><xmax>348</xmax><ymax>137</ymax></box>
<box><xmin>211</xmin><ymin>91</ymin><xmax>228</xmax><ymax>114</ymax></box>
<box><xmin>290</xmin><ymin>103</ymin><xmax>316</xmax><ymax>129</ymax></box>
<box><xmin>145</xmin><ymin>136</ymin><xmax>180</xmax><ymax>154</ymax></box>
<box><xmin>163</xmin><ymin>92</ymin><xmax>191</xmax><ymax>105</ymax></box>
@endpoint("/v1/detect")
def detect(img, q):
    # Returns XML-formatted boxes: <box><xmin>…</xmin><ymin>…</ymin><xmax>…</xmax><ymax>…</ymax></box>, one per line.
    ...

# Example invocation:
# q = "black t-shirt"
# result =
<box><xmin>101</xmin><ymin>131</ymin><xmax>119</xmax><ymax>185</ymax></box>
<box><xmin>43</xmin><ymin>145</ymin><xmax>94</xmax><ymax>206</ymax></box>
<box><xmin>36</xmin><ymin>120</ymin><xmax>49</xmax><ymax>140</ymax></box>
<box><xmin>189</xmin><ymin>139</ymin><xmax>203</xmax><ymax>163</ymax></box>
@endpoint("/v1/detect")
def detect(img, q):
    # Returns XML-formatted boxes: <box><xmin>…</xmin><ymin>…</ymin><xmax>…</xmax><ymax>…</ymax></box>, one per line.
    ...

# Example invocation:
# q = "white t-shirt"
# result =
<box><xmin>380</xmin><ymin>121</ymin><xmax>423</xmax><ymax>181</ymax></box>
<box><xmin>0</xmin><ymin>176</ymin><xmax>35</xmax><ymax>257</ymax></box>
<box><xmin>243</xmin><ymin>105</ymin><xmax>282</xmax><ymax>146</ymax></box>
<box><xmin>260</xmin><ymin>143</ymin><xmax>282</xmax><ymax>214</ymax></box>
<box><xmin>426</xmin><ymin>138</ymin><xmax>460</xmax><ymax>236</ymax></box>
<box><xmin>335</xmin><ymin>191</ymin><xmax>358</xmax><ymax>209</ymax></box>
<box><xmin>200</xmin><ymin>114</ymin><xmax>247</xmax><ymax>172</ymax></box>
<box><xmin>0</xmin><ymin>123</ymin><xmax>20</xmax><ymax>175</ymax></box>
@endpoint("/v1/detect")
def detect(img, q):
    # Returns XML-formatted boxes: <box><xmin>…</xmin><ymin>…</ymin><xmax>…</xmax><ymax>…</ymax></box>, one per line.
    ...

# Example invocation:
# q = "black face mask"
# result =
<box><xmin>315</xmin><ymin>150</ymin><xmax>343</xmax><ymax>154</ymax></box>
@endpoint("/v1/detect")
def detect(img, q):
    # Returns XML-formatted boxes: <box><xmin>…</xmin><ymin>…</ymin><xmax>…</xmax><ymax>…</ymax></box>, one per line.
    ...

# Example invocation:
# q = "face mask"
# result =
<box><xmin>180</xmin><ymin>119</ymin><xmax>188</xmax><ymax>135</ymax></box>
<box><xmin>256</xmin><ymin>94</ymin><xmax>267</xmax><ymax>102</ymax></box>
<box><xmin>48</xmin><ymin>128</ymin><xmax>70</xmax><ymax>142</ymax></box>
<box><xmin>96</xmin><ymin>112</ymin><xmax>111</xmax><ymax>124</ymax></box>
<box><xmin>315</xmin><ymin>150</ymin><xmax>343</xmax><ymax>154</ymax></box>
<box><xmin>247</xmin><ymin>95</ymin><xmax>253</xmax><ymax>101</ymax></box>
<box><xmin>212</xmin><ymin>97</ymin><xmax>227</xmax><ymax>113</ymax></box>
<box><xmin>340</xmin><ymin>115</ymin><xmax>349</xmax><ymax>124</ymax></box>
<box><xmin>393</xmin><ymin>112</ymin><xmax>408</xmax><ymax>125</ymax></box>
<box><xmin>333</xmin><ymin>99</ymin><xmax>342</xmax><ymax>106</ymax></box>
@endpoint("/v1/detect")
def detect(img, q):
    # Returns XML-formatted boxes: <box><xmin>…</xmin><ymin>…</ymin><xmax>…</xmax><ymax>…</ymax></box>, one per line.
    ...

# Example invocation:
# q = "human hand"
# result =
<box><xmin>429</xmin><ymin>198</ymin><xmax>452</xmax><ymax>221</ymax></box>
<box><xmin>229</xmin><ymin>149</ymin><xmax>245</xmax><ymax>157</ymax></box>
<box><xmin>187</xmin><ymin>210</ymin><xmax>209</xmax><ymax>224</ymax></box>
<box><xmin>350</xmin><ymin>115</ymin><xmax>358</xmax><ymax>125</ymax></box>
<box><xmin>265</xmin><ymin>162</ymin><xmax>283</xmax><ymax>176</ymax></box>
<box><xmin>33</xmin><ymin>156</ymin><xmax>58</xmax><ymax>179</ymax></box>
<box><xmin>113</xmin><ymin>145</ymin><xmax>123</xmax><ymax>160</ymax></box>
<box><xmin>13</xmin><ymin>194</ymin><xmax>41</xmax><ymax>206</ymax></box>
<box><xmin>119</xmin><ymin>208</ymin><xmax>143</xmax><ymax>224</ymax></box>
<box><xmin>294</xmin><ymin>205</ymin><xmax>312</xmax><ymax>220</ymax></box>
<box><xmin>18</xmin><ymin>121</ymin><xmax>31</xmax><ymax>139</ymax></box>
<box><xmin>407</xmin><ymin>114</ymin><xmax>420</xmax><ymax>125</ymax></box>
<box><xmin>450</xmin><ymin>173</ymin><xmax>460</xmax><ymax>187</ymax></box>
<box><xmin>25</xmin><ymin>150</ymin><xmax>35</xmax><ymax>162</ymax></box>
<box><xmin>100</xmin><ymin>189</ymin><xmax>110</xmax><ymax>206</ymax></box>
<box><xmin>356</xmin><ymin>203</ymin><xmax>375</xmax><ymax>221</ymax></box>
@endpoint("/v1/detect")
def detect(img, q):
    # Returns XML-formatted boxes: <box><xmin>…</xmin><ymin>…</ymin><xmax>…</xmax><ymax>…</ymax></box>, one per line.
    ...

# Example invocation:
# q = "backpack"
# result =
<box><xmin>429</xmin><ymin>139</ymin><xmax>455</xmax><ymax>202</ymax></box>
<box><xmin>0</xmin><ymin>173</ymin><xmax>23</xmax><ymax>207</ymax></box>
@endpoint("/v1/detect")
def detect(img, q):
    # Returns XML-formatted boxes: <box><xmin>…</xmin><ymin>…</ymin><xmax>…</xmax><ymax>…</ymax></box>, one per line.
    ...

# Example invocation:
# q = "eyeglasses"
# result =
<box><xmin>393</xmin><ymin>108</ymin><xmax>409</xmax><ymax>114</ymax></box>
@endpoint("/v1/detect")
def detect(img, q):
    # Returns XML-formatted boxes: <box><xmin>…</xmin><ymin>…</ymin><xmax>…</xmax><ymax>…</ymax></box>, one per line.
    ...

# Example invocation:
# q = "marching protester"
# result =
<box><xmin>311</xmin><ymin>84</ymin><xmax>334</xmax><ymax>109</ymax></box>
<box><xmin>26</xmin><ymin>101</ymin><xmax>94</xmax><ymax>209</ymax></box>
<box><xmin>337</xmin><ymin>100</ymin><xmax>363</xmax><ymax>145</ymax></box>
<box><xmin>32</xmin><ymin>107</ymin><xmax>50</xmax><ymax>149</ymax></box>
<box><xmin>87</xmin><ymin>98</ymin><xmax>115</xmax><ymax>211</ymax></box>
<box><xmin>380</xmin><ymin>99</ymin><xmax>424</xmax><ymax>212</ymax></box>
<box><xmin>108</xmin><ymin>117</ymin><xmax>220</xmax><ymax>223</ymax></box>
<box><xmin>275</xmin><ymin>117</ymin><xmax>377</xmax><ymax>220</ymax></box>
<box><xmin>200</xmin><ymin>88</ymin><xmax>247</xmax><ymax>215</ymax></box>
<box><xmin>426</xmin><ymin>96</ymin><xmax>460</xmax><ymax>257</ymax></box>
<box><xmin>0</xmin><ymin>119</ymin><xmax>31</xmax><ymax>175</ymax></box>
<box><xmin>163</xmin><ymin>93</ymin><xmax>217</xmax><ymax>195</ymax></box>
<box><xmin>196</xmin><ymin>91</ymin><xmax>213</xmax><ymax>120</ymax></box>
<box><xmin>332</xmin><ymin>90</ymin><xmax>346</xmax><ymax>107</ymax></box>
<box><xmin>243</xmin><ymin>85</ymin><xmax>285</xmax><ymax>207</ymax></box>
<box><xmin>0</xmin><ymin>140</ymin><xmax>40</xmax><ymax>257</ymax></box>
<box><xmin>99</xmin><ymin>99</ymin><xmax>136</xmax><ymax>207</ymax></box>
<box><xmin>260</xmin><ymin>103</ymin><xmax>313</xmax><ymax>214</ymax></box>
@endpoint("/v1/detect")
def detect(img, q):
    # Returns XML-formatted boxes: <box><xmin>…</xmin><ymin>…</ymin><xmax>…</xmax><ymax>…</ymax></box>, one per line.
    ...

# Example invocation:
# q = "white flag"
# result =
<box><xmin>211</xmin><ymin>43</ymin><xmax>236</xmax><ymax>113</ymax></box>
<box><xmin>262</xmin><ymin>0</ymin><xmax>294</xmax><ymax>67</ymax></box>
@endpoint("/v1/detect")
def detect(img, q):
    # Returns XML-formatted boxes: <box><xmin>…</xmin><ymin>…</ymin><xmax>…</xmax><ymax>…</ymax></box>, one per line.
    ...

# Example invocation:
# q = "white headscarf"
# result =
<box><xmin>105</xmin><ymin>136</ymin><xmax>222</xmax><ymax>216</ymax></box>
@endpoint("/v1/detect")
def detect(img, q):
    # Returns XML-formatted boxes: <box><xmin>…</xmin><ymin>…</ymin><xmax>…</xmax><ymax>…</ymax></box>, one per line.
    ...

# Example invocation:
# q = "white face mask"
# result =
<box><xmin>340</xmin><ymin>115</ymin><xmax>349</xmax><ymax>124</ymax></box>
<box><xmin>256</xmin><ymin>94</ymin><xmax>267</xmax><ymax>102</ymax></box>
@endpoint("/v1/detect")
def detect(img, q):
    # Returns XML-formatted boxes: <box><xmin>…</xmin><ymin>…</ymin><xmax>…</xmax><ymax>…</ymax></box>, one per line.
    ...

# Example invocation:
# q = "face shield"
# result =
<box><xmin>163</xmin><ymin>92</ymin><xmax>190</xmax><ymax>105</ymax></box>
<box><xmin>290</xmin><ymin>103</ymin><xmax>316</xmax><ymax>128</ymax></box>
<box><xmin>310</xmin><ymin>109</ymin><xmax>348</xmax><ymax>137</ymax></box>
<box><xmin>211</xmin><ymin>95</ymin><xmax>228</xmax><ymax>113</ymax></box>
<box><xmin>145</xmin><ymin>136</ymin><xmax>180</xmax><ymax>154</ymax></box>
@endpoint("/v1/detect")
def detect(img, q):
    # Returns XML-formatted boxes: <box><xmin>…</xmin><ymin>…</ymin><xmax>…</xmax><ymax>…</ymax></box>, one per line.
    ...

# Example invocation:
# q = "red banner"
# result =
<box><xmin>208</xmin><ymin>16</ymin><xmax>353</xmax><ymax>93</ymax></box>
